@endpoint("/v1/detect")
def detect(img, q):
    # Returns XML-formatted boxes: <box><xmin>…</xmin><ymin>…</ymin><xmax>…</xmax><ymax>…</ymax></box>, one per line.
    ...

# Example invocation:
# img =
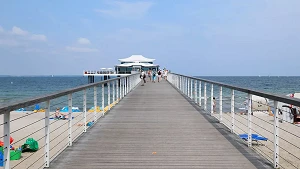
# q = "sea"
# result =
<box><xmin>0</xmin><ymin>76</ymin><xmax>299</xmax><ymax>111</ymax></box>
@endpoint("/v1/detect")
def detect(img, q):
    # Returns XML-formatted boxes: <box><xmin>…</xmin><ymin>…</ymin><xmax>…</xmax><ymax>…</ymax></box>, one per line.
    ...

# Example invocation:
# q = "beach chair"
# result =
<box><xmin>239</xmin><ymin>134</ymin><xmax>268</xmax><ymax>145</ymax></box>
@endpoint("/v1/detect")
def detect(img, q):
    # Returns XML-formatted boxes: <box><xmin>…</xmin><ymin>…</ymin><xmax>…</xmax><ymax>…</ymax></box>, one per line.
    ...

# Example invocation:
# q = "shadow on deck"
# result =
<box><xmin>48</xmin><ymin>80</ymin><xmax>272</xmax><ymax>169</ymax></box>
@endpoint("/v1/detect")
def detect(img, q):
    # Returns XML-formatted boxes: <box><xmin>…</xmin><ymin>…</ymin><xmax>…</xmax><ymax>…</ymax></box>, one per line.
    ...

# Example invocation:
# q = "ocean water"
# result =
<box><xmin>197</xmin><ymin>76</ymin><xmax>300</xmax><ymax>96</ymax></box>
<box><xmin>0</xmin><ymin>76</ymin><xmax>299</xmax><ymax>110</ymax></box>
<box><xmin>0</xmin><ymin>76</ymin><xmax>104</xmax><ymax>109</ymax></box>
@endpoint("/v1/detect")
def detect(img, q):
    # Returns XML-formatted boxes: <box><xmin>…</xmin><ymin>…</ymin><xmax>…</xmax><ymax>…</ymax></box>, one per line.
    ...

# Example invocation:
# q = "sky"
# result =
<box><xmin>0</xmin><ymin>0</ymin><xmax>300</xmax><ymax>76</ymax></box>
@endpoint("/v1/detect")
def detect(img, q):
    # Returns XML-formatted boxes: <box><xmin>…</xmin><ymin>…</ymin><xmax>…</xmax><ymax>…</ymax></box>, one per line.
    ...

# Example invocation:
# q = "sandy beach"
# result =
<box><xmin>212</xmin><ymin>112</ymin><xmax>300</xmax><ymax>169</ymax></box>
<box><xmin>0</xmin><ymin>111</ymin><xmax>97</xmax><ymax>169</ymax></box>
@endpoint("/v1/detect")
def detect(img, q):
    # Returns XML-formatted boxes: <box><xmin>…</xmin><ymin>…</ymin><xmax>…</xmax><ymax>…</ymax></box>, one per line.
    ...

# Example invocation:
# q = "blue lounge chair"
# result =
<box><xmin>239</xmin><ymin>134</ymin><xmax>268</xmax><ymax>143</ymax></box>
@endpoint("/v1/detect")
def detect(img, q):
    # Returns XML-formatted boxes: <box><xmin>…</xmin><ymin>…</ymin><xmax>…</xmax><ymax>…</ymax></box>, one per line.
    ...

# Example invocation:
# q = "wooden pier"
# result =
<box><xmin>49</xmin><ymin>80</ymin><xmax>272</xmax><ymax>169</ymax></box>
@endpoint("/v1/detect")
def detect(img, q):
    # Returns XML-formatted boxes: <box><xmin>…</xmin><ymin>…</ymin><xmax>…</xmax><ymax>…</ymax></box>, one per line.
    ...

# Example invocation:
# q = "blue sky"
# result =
<box><xmin>0</xmin><ymin>0</ymin><xmax>299</xmax><ymax>76</ymax></box>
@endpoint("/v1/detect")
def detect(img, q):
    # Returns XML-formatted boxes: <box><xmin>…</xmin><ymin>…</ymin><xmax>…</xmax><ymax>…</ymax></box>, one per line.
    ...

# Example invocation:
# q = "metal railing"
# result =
<box><xmin>0</xmin><ymin>74</ymin><xmax>141</xmax><ymax>169</ymax></box>
<box><xmin>168</xmin><ymin>73</ymin><xmax>300</xmax><ymax>169</ymax></box>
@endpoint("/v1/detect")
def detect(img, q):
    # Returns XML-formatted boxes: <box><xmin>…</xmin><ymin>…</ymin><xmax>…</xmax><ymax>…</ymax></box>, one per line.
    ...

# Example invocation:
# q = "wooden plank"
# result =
<box><xmin>49</xmin><ymin>80</ymin><xmax>272</xmax><ymax>169</ymax></box>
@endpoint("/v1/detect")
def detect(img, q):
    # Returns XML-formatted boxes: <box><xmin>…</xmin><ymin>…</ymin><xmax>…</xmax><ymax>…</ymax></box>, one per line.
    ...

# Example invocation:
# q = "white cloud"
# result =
<box><xmin>95</xmin><ymin>1</ymin><xmax>153</xmax><ymax>19</ymax></box>
<box><xmin>24</xmin><ymin>48</ymin><xmax>43</xmax><ymax>53</ymax></box>
<box><xmin>11</xmin><ymin>26</ymin><xmax>28</xmax><ymax>36</ymax></box>
<box><xmin>0</xmin><ymin>39</ymin><xmax>19</xmax><ymax>47</ymax></box>
<box><xmin>30</xmin><ymin>34</ymin><xmax>47</xmax><ymax>41</ymax></box>
<box><xmin>8</xmin><ymin>26</ymin><xmax>47</xmax><ymax>42</ymax></box>
<box><xmin>77</xmin><ymin>38</ymin><xmax>91</xmax><ymax>45</ymax></box>
<box><xmin>65</xmin><ymin>46</ymin><xmax>98</xmax><ymax>52</ymax></box>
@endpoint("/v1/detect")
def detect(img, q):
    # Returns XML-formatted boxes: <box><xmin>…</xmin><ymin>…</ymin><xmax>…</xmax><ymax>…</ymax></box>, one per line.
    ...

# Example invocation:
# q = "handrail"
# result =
<box><xmin>0</xmin><ymin>73</ymin><xmax>141</xmax><ymax>169</ymax></box>
<box><xmin>168</xmin><ymin>73</ymin><xmax>300</xmax><ymax>169</ymax></box>
<box><xmin>171</xmin><ymin>73</ymin><xmax>300</xmax><ymax>106</ymax></box>
<box><xmin>0</xmin><ymin>74</ymin><xmax>137</xmax><ymax>114</ymax></box>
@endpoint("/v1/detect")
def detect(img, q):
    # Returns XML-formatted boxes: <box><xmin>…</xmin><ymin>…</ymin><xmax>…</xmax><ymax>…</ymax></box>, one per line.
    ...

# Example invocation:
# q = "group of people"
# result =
<box><xmin>140</xmin><ymin>68</ymin><xmax>168</xmax><ymax>85</ymax></box>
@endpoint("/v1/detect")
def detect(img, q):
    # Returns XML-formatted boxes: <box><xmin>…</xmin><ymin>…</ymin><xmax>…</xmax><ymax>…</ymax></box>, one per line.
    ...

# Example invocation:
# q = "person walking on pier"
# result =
<box><xmin>157</xmin><ymin>70</ymin><xmax>162</xmax><ymax>82</ymax></box>
<box><xmin>140</xmin><ymin>71</ymin><xmax>146</xmax><ymax>86</ymax></box>
<box><xmin>148</xmin><ymin>70</ymin><xmax>152</xmax><ymax>82</ymax></box>
<box><xmin>152</xmin><ymin>70</ymin><xmax>156</xmax><ymax>83</ymax></box>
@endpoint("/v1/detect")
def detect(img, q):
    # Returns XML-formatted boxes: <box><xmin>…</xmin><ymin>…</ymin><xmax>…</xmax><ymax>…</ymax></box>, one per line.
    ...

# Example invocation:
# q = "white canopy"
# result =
<box><xmin>118</xmin><ymin>55</ymin><xmax>155</xmax><ymax>62</ymax></box>
<box><xmin>116</xmin><ymin>62</ymin><xmax>158</xmax><ymax>67</ymax></box>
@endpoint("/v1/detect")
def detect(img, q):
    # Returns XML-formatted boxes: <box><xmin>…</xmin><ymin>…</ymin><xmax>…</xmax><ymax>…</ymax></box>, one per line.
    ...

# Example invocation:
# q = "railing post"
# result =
<box><xmin>194</xmin><ymin>80</ymin><xmax>197</xmax><ymax>103</ymax></box>
<box><xmin>68</xmin><ymin>94</ymin><xmax>72</xmax><ymax>146</ymax></box>
<box><xmin>126</xmin><ymin>77</ymin><xmax>128</xmax><ymax>95</ymax></box>
<box><xmin>102</xmin><ymin>83</ymin><xmax>105</xmax><ymax>116</ymax></box>
<box><xmin>204</xmin><ymin>83</ymin><xmax>207</xmax><ymax>111</ymax></box>
<box><xmin>94</xmin><ymin>86</ymin><xmax>97</xmax><ymax>121</ymax></box>
<box><xmin>187</xmin><ymin>78</ymin><xmax>190</xmax><ymax>97</ymax></box>
<box><xmin>116</xmin><ymin>80</ymin><xmax>119</xmax><ymax>102</ymax></box>
<box><xmin>128</xmin><ymin>76</ymin><xmax>131</xmax><ymax>92</ymax></box>
<box><xmin>219</xmin><ymin>86</ymin><xmax>223</xmax><ymax>123</ymax></box>
<box><xmin>190</xmin><ymin>79</ymin><xmax>193</xmax><ymax>99</ymax></box>
<box><xmin>247</xmin><ymin>93</ymin><xmax>252</xmax><ymax>147</ymax></box>
<box><xmin>4</xmin><ymin>112</ymin><xmax>10</xmax><ymax>169</ymax></box>
<box><xmin>113</xmin><ymin>81</ymin><xmax>115</xmax><ymax>103</ymax></box>
<box><xmin>123</xmin><ymin>78</ymin><xmax>125</xmax><ymax>98</ymax></box>
<box><xmin>108</xmin><ymin>82</ymin><xmax>110</xmax><ymax>111</ymax></box>
<box><xmin>199</xmin><ymin>81</ymin><xmax>202</xmax><ymax>107</ymax></box>
<box><xmin>273</xmin><ymin>101</ymin><xmax>280</xmax><ymax>168</ymax></box>
<box><xmin>183</xmin><ymin>77</ymin><xmax>185</xmax><ymax>94</ymax></box>
<box><xmin>211</xmin><ymin>84</ymin><xmax>214</xmax><ymax>115</ymax></box>
<box><xmin>231</xmin><ymin>90</ymin><xmax>235</xmax><ymax>133</ymax></box>
<box><xmin>122</xmin><ymin>78</ymin><xmax>124</xmax><ymax>99</ymax></box>
<box><xmin>121</xmin><ymin>78</ymin><xmax>123</xmax><ymax>98</ymax></box>
<box><xmin>44</xmin><ymin>100</ymin><xmax>50</xmax><ymax>167</ymax></box>
<box><xmin>184</xmin><ymin>77</ymin><xmax>186</xmax><ymax>95</ymax></box>
<box><xmin>179</xmin><ymin>76</ymin><xmax>181</xmax><ymax>91</ymax></box>
<box><xmin>83</xmin><ymin>89</ymin><xmax>87</xmax><ymax>132</ymax></box>
<box><xmin>186</xmin><ymin>77</ymin><xmax>188</xmax><ymax>95</ymax></box>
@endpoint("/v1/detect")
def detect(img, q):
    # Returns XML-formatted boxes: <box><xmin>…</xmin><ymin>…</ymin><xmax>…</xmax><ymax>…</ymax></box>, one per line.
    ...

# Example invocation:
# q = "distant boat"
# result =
<box><xmin>51</xmin><ymin>75</ymin><xmax>54</xmax><ymax>77</ymax></box>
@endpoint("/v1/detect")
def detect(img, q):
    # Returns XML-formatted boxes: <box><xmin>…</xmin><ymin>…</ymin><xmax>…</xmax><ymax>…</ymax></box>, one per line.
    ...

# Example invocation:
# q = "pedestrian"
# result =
<box><xmin>140</xmin><ymin>71</ymin><xmax>146</xmax><ymax>86</ymax></box>
<box><xmin>152</xmin><ymin>70</ymin><xmax>156</xmax><ymax>83</ymax></box>
<box><xmin>157</xmin><ymin>70</ymin><xmax>162</xmax><ymax>82</ymax></box>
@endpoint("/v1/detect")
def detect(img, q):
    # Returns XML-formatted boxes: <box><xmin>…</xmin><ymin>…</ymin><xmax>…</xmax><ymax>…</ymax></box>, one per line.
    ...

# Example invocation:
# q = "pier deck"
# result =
<box><xmin>49</xmin><ymin>80</ymin><xmax>272</xmax><ymax>169</ymax></box>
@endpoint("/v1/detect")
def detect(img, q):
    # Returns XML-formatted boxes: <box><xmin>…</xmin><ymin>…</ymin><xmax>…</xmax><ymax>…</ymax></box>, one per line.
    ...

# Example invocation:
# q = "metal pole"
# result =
<box><xmin>204</xmin><ymin>83</ymin><xmax>207</xmax><ymax>111</ymax></box>
<box><xmin>83</xmin><ymin>89</ymin><xmax>87</xmax><ymax>132</ymax></box>
<box><xmin>199</xmin><ymin>81</ymin><xmax>202</xmax><ymax>107</ymax></box>
<box><xmin>247</xmin><ymin>93</ymin><xmax>252</xmax><ymax>147</ymax></box>
<box><xmin>116</xmin><ymin>80</ymin><xmax>119</xmax><ymax>103</ymax></box>
<box><xmin>108</xmin><ymin>82</ymin><xmax>110</xmax><ymax>111</ymax></box>
<box><xmin>194</xmin><ymin>80</ymin><xmax>197</xmax><ymax>102</ymax></box>
<box><xmin>102</xmin><ymin>83</ymin><xmax>105</xmax><ymax>116</ymax></box>
<box><xmin>190</xmin><ymin>79</ymin><xmax>192</xmax><ymax>98</ymax></box>
<box><xmin>190</xmin><ymin>79</ymin><xmax>193</xmax><ymax>99</ymax></box>
<box><xmin>187</xmin><ymin>78</ymin><xmax>190</xmax><ymax>97</ymax></box>
<box><xmin>273</xmin><ymin>101</ymin><xmax>280</xmax><ymax>168</ymax></box>
<box><xmin>211</xmin><ymin>84</ymin><xmax>214</xmax><ymax>116</ymax></box>
<box><xmin>126</xmin><ymin>77</ymin><xmax>128</xmax><ymax>95</ymax></box>
<box><xmin>123</xmin><ymin>78</ymin><xmax>125</xmax><ymax>98</ymax></box>
<box><xmin>94</xmin><ymin>86</ymin><xmax>97</xmax><ymax>122</ymax></box>
<box><xmin>178</xmin><ymin>76</ymin><xmax>181</xmax><ymax>91</ymax></box>
<box><xmin>219</xmin><ymin>86</ymin><xmax>223</xmax><ymax>122</ymax></box>
<box><xmin>44</xmin><ymin>101</ymin><xmax>50</xmax><ymax>167</ymax></box>
<box><xmin>68</xmin><ymin>94</ymin><xmax>73</xmax><ymax>146</ymax></box>
<box><xmin>3</xmin><ymin>112</ymin><xmax>10</xmax><ymax>169</ymax></box>
<box><xmin>231</xmin><ymin>90</ymin><xmax>235</xmax><ymax>133</ymax></box>
<box><xmin>113</xmin><ymin>81</ymin><xmax>115</xmax><ymax>104</ymax></box>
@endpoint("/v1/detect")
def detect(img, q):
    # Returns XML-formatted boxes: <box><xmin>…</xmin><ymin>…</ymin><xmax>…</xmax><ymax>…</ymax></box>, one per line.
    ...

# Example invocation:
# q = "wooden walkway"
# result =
<box><xmin>49</xmin><ymin>80</ymin><xmax>272</xmax><ymax>169</ymax></box>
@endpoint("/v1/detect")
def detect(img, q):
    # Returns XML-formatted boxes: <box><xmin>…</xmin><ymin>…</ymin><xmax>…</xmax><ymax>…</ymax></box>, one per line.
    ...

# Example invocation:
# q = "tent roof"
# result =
<box><xmin>115</xmin><ymin>62</ymin><xmax>159</xmax><ymax>67</ymax></box>
<box><xmin>118</xmin><ymin>55</ymin><xmax>155</xmax><ymax>62</ymax></box>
